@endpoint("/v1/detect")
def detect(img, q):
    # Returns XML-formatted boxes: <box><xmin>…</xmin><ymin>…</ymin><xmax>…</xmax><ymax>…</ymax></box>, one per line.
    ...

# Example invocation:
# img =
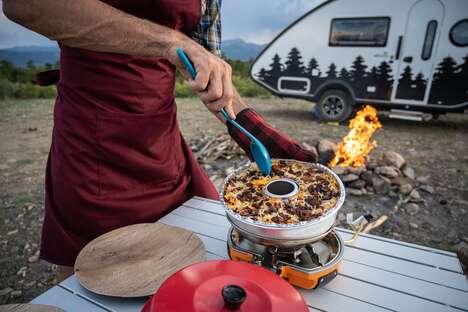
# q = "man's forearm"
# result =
<box><xmin>212</xmin><ymin>87</ymin><xmax>248</xmax><ymax>123</ymax></box>
<box><xmin>4</xmin><ymin>0</ymin><xmax>236</xmax><ymax>116</ymax></box>
<box><xmin>232</xmin><ymin>88</ymin><xmax>248</xmax><ymax>116</ymax></box>
<box><xmin>2</xmin><ymin>0</ymin><xmax>187</xmax><ymax>57</ymax></box>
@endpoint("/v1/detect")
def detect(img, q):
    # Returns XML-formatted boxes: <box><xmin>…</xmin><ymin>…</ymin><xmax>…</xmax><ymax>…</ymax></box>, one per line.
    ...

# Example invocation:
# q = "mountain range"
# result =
<box><xmin>222</xmin><ymin>39</ymin><xmax>266</xmax><ymax>61</ymax></box>
<box><xmin>0</xmin><ymin>45</ymin><xmax>60</xmax><ymax>67</ymax></box>
<box><xmin>0</xmin><ymin>39</ymin><xmax>266</xmax><ymax>67</ymax></box>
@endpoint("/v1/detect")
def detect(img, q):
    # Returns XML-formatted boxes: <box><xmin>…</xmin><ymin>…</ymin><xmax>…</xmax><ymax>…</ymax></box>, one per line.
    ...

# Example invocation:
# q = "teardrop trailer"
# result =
<box><xmin>250</xmin><ymin>0</ymin><xmax>468</xmax><ymax>122</ymax></box>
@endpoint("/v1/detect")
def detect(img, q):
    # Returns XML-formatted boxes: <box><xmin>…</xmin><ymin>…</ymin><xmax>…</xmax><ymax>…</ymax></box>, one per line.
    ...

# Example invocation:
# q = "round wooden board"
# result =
<box><xmin>74</xmin><ymin>223</ymin><xmax>206</xmax><ymax>298</ymax></box>
<box><xmin>0</xmin><ymin>304</ymin><xmax>64</xmax><ymax>312</ymax></box>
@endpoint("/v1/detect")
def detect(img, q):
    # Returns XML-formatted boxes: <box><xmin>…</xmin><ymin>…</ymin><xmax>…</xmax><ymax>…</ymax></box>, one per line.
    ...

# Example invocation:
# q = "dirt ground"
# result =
<box><xmin>1</xmin><ymin>97</ymin><xmax>467</xmax><ymax>303</ymax></box>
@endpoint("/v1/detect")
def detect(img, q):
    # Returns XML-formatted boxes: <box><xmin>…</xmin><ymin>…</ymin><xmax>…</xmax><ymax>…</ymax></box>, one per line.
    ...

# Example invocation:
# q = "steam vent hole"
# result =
<box><xmin>265</xmin><ymin>179</ymin><xmax>298</xmax><ymax>197</ymax></box>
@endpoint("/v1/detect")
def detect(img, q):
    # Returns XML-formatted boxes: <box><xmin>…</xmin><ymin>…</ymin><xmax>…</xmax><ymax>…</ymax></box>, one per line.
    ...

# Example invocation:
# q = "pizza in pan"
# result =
<box><xmin>223</xmin><ymin>160</ymin><xmax>340</xmax><ymax>224</ymax></box>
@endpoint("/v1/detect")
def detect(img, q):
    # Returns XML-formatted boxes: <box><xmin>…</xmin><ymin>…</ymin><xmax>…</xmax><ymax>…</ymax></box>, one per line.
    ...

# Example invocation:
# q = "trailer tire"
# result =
<box><xmin>315</xmin><ymin>90</ymin><xmax>353</xmax><ymax>122</ymax></box>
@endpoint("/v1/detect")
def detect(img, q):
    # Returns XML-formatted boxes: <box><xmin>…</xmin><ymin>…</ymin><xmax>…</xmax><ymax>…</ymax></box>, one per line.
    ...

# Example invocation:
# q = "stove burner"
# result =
<box><xmin>228</xmin><ymin>227</ymin><xmax>344</xmax><ymax>289</ymax></box>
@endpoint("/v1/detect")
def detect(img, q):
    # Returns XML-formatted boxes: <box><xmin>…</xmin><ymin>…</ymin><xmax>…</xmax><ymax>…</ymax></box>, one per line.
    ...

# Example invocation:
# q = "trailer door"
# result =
<box><xmin>392</xmin><ymin>0</ymin><xmax>444</xmax><ymax>105</ymax></box>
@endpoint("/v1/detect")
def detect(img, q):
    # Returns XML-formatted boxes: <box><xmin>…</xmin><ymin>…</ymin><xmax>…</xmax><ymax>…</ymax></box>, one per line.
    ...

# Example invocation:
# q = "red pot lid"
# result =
<box><xmin>141</xmin><ymin>260</ymin><xmax>308</xmax><ymax>312</ymax></box>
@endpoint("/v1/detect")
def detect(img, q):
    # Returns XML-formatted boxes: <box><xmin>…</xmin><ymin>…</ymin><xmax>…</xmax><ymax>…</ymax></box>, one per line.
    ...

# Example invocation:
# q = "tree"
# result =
<box><xmin>455</xmin><ymin>54</ymin><xmax>468</xmax><ymax>102</ymax></box>
<box><xmin>339</xmin><ymin>68</ymin><xmax>350</xmax><ymax>80</ymax></box>
<box><xmin>284</xmin><ymin>47</ymin><xmax>305</xmax><ymax>75</ymax></box>
<box><xmin>26</xmin><ymin>60</ymin><xmax>35</xmax><ymax>70</ymax></box>
<box><xmin>350</xmin><ymin>55</ymin><xmax>368</xmax><ymax>81</ymax></box>
<box><xmin>369</xmin><ymin>66</ymin><xmax>378</xmax><ymax>81</ymax></box>
<box><xmin>306</xmin><ymin>58</ymin><xmax>319</xmax><ymax>76</ymax></box>
<box><xmin>414</xmin><ymin>73</ymin><xmax>426</xmax><ymax>87</ymax></box>
<box><xmin>257</xmin><ymin>67</ymin><xmax>269</xmax><ymax>81</ymax></box>
<box><xmin>432</xmin><ymin>56</ymin><xmax>458</xmax><ymax>82</ymax></box>
<box><xmin>429</xmin><ymin>56</ymin><xmax>459</xmax><ymax>104</ymax></box>
<box><xmin>377</xmin><ymin>61</ymin><xmax>392</xmax><ymax>83</ymax></box>
<box><xmin>398</xmin><ymin>65</ymin><xmax>413</xmax><ymax>85</ymax></box>
<box><xmin>268</xmin><ymin>53</ymin><xmax>283</xmax><ymax>76</ymax></box>
<box><xmin>457</xmin><ymin>53</ymin><xmax>468</xmax><ymax>80</ymax></box>
<box><xmin>375</xmin><ymin>61</ymin><xmax>393</xmax><ymax>99</ymax></box>
<box><xmin>0</xmin><ymin>60</ymin><xmax>16</xmax><ymax>81</ymax></box>
<box><xmin>396</xmin><ymin>65</ymin><xmax>418</xmax><ymax>99</ymax></box>
<box><xmin>326</xmin><ymin>62</ymin><xmax>337</xmax><ymax>79</ymax></box>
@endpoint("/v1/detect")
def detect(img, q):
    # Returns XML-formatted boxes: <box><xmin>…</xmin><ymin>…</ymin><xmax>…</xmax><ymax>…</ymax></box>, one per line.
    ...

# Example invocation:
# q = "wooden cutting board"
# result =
<box><xmin>74</xmin><ymin>223</ymin><xmax>206</xmax><ymax>297</ymax></box>
<box><xmin>0</xmin><ymin>304</ymin><xmax>64</xmax><ymax>312</ymax></box>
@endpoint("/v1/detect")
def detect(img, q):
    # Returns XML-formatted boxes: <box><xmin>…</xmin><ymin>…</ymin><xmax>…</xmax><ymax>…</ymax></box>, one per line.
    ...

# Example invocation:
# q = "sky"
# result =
<box><xmin>0</xmin><ymin>0</ymin><xmax>321</xmax><ymax>49</ymax></box>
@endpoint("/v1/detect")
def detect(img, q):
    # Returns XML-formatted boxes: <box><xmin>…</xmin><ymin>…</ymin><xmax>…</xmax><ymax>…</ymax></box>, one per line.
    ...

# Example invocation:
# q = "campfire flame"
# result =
<box><xmin>329</xmin><ymin>105</ymin><xmax>382</xmax><ymax>168</ymax></box>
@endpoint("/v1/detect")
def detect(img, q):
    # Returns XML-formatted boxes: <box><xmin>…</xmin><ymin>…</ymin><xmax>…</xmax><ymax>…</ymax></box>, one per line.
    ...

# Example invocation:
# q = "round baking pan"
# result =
<box><xmin>220</xmin><ymin>160</ymin><xmax>345</xmax><ymax>245</ymax></box>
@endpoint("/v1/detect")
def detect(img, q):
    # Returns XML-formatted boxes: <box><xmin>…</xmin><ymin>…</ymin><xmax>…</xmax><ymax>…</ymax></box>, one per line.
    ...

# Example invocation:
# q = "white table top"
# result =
<box><xmin>32</xmin><ymin>196</ymin><xmax>468</xmax><ymax>312</ymax></box>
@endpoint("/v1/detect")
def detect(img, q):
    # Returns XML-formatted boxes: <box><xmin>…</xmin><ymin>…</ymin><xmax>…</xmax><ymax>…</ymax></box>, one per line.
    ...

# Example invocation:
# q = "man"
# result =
<box><xmin>3</xmin><ymin>0</ymin><xmax>317</xmax><ymax>281</ymax></box>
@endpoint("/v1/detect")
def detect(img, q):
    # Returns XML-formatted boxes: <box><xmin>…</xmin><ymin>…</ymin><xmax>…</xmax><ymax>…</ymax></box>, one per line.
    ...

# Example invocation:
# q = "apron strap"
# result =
<box><xmin>36</xmin><ymin>70</ymin><xmax>60</xmax><ymax>86</ymax></box>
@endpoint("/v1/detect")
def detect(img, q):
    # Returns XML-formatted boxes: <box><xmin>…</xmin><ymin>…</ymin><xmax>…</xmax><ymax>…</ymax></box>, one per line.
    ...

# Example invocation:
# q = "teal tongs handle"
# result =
<box><xmin>176</xmin><ymin>48</ymin><xmax>259</xmax><ymax>142</ymax></box>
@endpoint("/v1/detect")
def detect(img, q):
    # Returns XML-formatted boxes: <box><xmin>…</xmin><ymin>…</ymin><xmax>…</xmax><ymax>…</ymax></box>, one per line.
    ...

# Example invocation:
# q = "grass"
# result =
<box><xmin>13</xmin><ymin>193</ymin><xmax>34</xmax><ymax>208</ymax></box>
<box><xmin>16</xmin><ymin>159</ymin><xmax>33</xmax><ymax>166</ymax></box>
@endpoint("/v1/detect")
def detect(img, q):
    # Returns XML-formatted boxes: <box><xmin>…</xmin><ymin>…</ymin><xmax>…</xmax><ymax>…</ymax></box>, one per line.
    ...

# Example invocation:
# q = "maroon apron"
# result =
<box><xmin>40</xmin><ymin>0</ymin><xmax>218</xmax><ymax>266</ymax></box>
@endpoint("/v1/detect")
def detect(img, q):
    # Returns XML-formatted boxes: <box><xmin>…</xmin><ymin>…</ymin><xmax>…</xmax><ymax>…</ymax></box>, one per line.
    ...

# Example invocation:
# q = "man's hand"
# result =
<box><xmin>165</xmin><ymin>41</ymin><xmax>235</xmax><ymax>119</ymax></box>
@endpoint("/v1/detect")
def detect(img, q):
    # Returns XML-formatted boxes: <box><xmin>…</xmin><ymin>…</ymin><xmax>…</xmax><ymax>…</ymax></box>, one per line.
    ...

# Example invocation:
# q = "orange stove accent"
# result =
<box><xmin>229</xmin><ymin>248</ymin><xmax>255</xmax><ymax>263</ymax></box>
<box><xmin>279</xmin><ymin>263</ymin><xmax>341</xmax><ymax>289</ymax></box>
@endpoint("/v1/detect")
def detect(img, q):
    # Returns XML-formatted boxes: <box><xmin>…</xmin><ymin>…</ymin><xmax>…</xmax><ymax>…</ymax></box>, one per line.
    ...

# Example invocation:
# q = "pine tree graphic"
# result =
<box><xmin>326</xmin><ymin>63</ymin><xmax>337</xmax><ymax>78</ymax></box>
<box><xmin>339</xmin><ymin>68</ymin><xmax>350</xmax><ymax>80</ymax></box>
<box><xmin>374</xmin><ymin>61</ymin><xmax>393</xmax><ymax>100</ymax></box>
<box><xmin>396</xmin><ymin>65</ymin><xmax>426</xmax><ymax>101</ymax></box>
<box><xmin>398</xmin><ymin>65</ymin><xmax>413</xmax><ymax>85</ymax></box>
<box><xmin>369</xmin><ymin>66</ymin><xmax>378</xmax><ymax>81</ymax></box>
<box><xmin>414</xmin><ymin>73</ymin><xmax>426</xmax><ymax>88</ymax></box>
<box><xmin>306</xmin><ymin>57</ymin><xmax>319</xmax><ymax>76</ymax></box>
<box><xmin>259</xmin><ymin>53</ymin><xmax>284</xmax><ymax>89</ymax></box>
<box><xmin>350</xmin><ymin>55</ymin><xmax>368</xmax><ymax>81</ymax></box>
<box><xmin>268</xmin><ymin>53</ymin><xmax>283</xmax><ymax>77</ymax></box>
<box><xmin>458</xmin><ymin>53</ymin><xmax>468</xmax><ymax>79</ymax></box>
<box><xmin>284</xmin><ymin>47</ymin><xmax>305</xmax><ymax>75</ymax></box>
<box><xmin>429</xmin><ymin>54</ymin><xmax>467</xmax><ymax>105</ymax></box>
<box><xmin>455</xmin><ymin>53</ymin><xmax>468</xmax><ymax>103</ymax></box>
<box><xmin>377</xmin><ymin>61</ymin><xmax>393</xmax><ymax>83</ymax></box>
<box><xmin>257</xmin><ymin>67</ymin><xmax>270</xmax><ymax>81</ymax></box>
<box><xmin>432</xmin><ymin>56</ymin><xmax>458</xmax><ymax>83</ymax></box>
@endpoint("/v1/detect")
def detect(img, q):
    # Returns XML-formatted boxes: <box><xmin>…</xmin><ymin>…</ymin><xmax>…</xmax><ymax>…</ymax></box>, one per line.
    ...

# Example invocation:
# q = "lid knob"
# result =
<box><xmin>221</xmin><ymin>285</ymin><xmax>247</xmax><ymax>310</ymax></box>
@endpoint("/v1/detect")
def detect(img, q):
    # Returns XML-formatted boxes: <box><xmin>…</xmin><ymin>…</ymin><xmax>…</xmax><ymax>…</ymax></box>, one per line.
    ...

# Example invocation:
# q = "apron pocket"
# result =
<box><xmin>96</xmin><ymin>110</ymin><xmax>182</xmax><ymax>196</ymax></box>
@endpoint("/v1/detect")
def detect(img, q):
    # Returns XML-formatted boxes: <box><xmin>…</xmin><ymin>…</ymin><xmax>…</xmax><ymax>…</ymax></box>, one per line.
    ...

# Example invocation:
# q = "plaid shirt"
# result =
<box><xmin>191</xmin><ymin>2</ymin><xmax>315</xmax><ymax>164</ymax></box>
<box><xmin>227</xmin><ymin>109</ymin><xmax>319</xmax><ymax>163</ymax></box>
<box><xmin>192</xmin><ymin>0</ymin><xmax>222</xmax><ymax>57</ymax></box>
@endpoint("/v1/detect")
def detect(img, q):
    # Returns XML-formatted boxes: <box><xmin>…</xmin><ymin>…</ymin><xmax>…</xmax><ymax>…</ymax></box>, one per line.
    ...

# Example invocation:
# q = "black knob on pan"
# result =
<box><xmin>221</xmin><ymin>285</ymin><xmax>247</xmax><ymax>310</ymax></box>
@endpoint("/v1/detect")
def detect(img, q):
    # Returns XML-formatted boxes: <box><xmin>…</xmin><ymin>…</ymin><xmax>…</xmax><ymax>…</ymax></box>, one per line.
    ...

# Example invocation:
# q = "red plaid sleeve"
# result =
<box><xmin>227</xmin><ymin>108</ymin><xmax>318</xmax><ymax>163</ymax></box>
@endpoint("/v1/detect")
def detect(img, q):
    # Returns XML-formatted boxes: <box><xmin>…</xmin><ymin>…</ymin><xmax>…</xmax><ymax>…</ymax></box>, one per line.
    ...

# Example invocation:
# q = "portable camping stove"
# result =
<box><xmin>222</xmin><ymin>160</ymin><xmax>372</xmax><ymax>290</ymax></box>
<box><xmin>227</xmin><ymin>226</ymin><xmax>344</xmax><ymax>289</ymax></box>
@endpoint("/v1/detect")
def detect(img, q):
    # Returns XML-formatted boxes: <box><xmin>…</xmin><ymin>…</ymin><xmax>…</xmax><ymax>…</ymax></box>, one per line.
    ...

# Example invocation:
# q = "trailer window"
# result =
<box><xmin>329</xmin><ymin>17</ymin><xmax>390</xmax><ymax>47</ymax></box>
<box><xmin>450</xmin><ymin>19</ymin><xmax>468</xmax><ymax>47</ymax></box>
<box><xmin>422</xmin><ymin>20</ymin><xmax>437</xmax><ymax>60</ymax></box>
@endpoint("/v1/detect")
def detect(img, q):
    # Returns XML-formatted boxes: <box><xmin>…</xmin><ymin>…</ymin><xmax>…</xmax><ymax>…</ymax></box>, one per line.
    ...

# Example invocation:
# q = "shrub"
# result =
<box><xmin>0</xmin><ymin>59</ymin><xmax>274</xmax><ymax>99</ymax></box>
<box><xmin>0</xmin><ymin>78</ymin><xmax>17</xmax><ymax>99</ymax></box>
<box><xmin>38</xmin><ymin>85</ymin><xmax>57</xmax><ymax>98</ymax></box>
<box><xmin>174</xmin><ymin>81</ymin><xmax>195</xmax><ymax>98</ymax></box>
<box><xmin>233</xmin><ymin>75</ymin><xmax>271</xmax><ymax>98</ymax></box>
<box><xmin>174</xmin><ymin>76</ymin><xmax>271</xmax><ymax>99</ymax></box>
<box><xmin>15</xmin><ymin>83</ymin><xmax>41</xmax><ymax>99</ymax></box>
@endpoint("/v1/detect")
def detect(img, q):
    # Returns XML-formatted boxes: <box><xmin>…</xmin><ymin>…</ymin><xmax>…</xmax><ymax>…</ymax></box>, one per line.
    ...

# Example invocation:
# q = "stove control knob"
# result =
<box><xmin>221</xmin><ymin>285</ymin><xmax>247</xmax><ymax>310</ymax></box>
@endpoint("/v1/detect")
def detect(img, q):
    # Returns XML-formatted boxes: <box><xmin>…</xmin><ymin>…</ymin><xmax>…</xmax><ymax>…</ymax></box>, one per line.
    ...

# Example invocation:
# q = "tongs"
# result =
<box><xmin>176</xmin><ymin>48</ymin><xmax>271</xmax><ymax>175</ymax></box>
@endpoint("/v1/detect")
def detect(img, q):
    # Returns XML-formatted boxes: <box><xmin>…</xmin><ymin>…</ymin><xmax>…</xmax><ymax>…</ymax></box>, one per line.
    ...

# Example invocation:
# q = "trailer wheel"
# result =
<box><xmin>315</xmin><ymin>90</ymin><xmax>353</xmax><ymax>122</ymax></box>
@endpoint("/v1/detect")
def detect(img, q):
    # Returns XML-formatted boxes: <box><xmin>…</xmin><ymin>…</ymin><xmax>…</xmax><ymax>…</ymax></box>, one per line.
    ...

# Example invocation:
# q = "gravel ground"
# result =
<box><xmin>1</xmin><ymin>97</ymin><xmax>467</xmax><ymax>303</ymax></box>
